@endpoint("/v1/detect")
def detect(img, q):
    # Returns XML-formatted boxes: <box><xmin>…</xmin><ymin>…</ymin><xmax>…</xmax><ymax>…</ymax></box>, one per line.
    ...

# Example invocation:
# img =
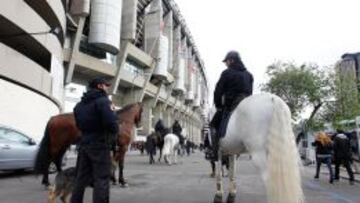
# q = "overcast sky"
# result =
<box><xmin>176</xmin><ymin>0</ymin><xmax>360</xmax><ymax>104</ymax></box>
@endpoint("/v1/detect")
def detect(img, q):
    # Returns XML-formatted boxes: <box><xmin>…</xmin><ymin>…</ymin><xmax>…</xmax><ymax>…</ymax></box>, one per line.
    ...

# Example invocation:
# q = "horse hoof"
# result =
<box><xmin>226</xmin><ymin>193</ymin><xmax>236</xmax><ymax>203</ymax></box>
<box><xmin>214</xmin><ymin>194</ymin><xmax>222</xmax><ymax>203</ymax></box>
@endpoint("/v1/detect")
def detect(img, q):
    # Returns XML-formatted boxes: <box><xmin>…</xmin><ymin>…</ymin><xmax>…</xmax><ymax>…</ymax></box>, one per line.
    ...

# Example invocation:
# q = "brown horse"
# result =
<box><xmin>34</xmin><ymin>102</ymin><xmax>143</xmax><ymax>187</ymax></box>
<box><xmin>110</xmin><ymin>103</ymin><xmax>142</xmax><ymax>186</ymax></box>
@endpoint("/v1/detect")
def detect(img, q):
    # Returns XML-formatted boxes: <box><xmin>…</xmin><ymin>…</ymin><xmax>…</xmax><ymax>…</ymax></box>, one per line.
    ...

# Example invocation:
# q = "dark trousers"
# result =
<box><xmin>71</xmin><ymin>146</ymin><xmax>110</xmax><ymax>203</ymax></box>
<box><xmin>334</xmin><ymin>157</ymin><xmax>354</xmax><ymax>181</ymax></box>
<box><xmin>315</xmin><ymin>156</ymin><xmax>333</xmax><ymax>181</ymax></box>
<box><xmin>210</xmin><ymin>109</ymin><xmax>233</xmax><ymax>138</ymax></box>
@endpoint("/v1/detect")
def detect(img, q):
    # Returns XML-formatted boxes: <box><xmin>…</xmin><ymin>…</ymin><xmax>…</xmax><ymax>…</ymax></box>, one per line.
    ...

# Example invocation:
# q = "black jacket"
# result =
<box><xmin>311</xmin><ymin>141</ymin><xmax>333</xmax><ymax>155</ymax></box>
<box><xmin>172</xmin><ymin>121</ymin><xmax>182</xmax><ymax>136</ymax></box>
<box><xmin>154</xmin><ymin>120</ymin><xmax>169</xmax><ymax>137</ymax></box>
<box><xmin>333</xmin><ymin>134</ymin><xmax>352</xmax><ymax>159</ymax></box>
<box><xmin>74</xmin><ymin>89</ymin><xmax>119</xmax><ymax>147</ymax></box>
<box><xmin>214</xmin><ymin>63</ymin><xmax>253</xmax><ymax>110</ymax></box>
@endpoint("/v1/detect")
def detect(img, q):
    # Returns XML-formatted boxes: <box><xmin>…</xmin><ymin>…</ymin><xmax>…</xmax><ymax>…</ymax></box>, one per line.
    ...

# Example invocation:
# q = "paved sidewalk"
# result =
<box><xmin>305</xmin><ymin>164</ymin><xmax>360</xmax><ymax>183</ymax></box>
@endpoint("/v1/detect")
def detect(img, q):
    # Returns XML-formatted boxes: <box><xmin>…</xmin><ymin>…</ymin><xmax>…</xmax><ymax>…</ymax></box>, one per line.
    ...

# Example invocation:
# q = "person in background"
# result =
<box><xmin>312</xmin><ymin>132</ymin><xmax>334</xmax><ymax>184</ymax></box>
<box><xmin>333</xmin><ymin>130</ymin><xmax>355</xmax><ymax>185</ymax></box>
<box><xmin>349</xmin><ymin>131</ymin><xmax>360</xmax><ymax>174</ymax></box>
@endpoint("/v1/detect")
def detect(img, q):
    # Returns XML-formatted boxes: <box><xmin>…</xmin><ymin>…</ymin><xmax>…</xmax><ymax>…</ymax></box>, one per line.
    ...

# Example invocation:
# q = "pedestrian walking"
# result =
<box><xmin>71</xmin><ymin>77</ymin><xmax>119</xmax><ymax>203</ymax></box>
<box><xmin>312</xmin><ymin>132</ymin><xmax>334</xmax><ymax>183</ymax></box>
<box><xmin>333</xmin><ymin>131</ymin><xmax>355</xmax><ymax>185</ymax></box>
<box><xmin>349</xmin><ymin>131</ymin><xmax>360</xmax><ymax>174</ymax></box>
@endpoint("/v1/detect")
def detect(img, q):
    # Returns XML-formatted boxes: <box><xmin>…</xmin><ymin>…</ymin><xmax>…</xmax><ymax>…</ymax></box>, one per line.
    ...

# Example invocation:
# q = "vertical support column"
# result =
<box><xmin>195</xmin><ymin>118</ymin><xmax>200</xmax><ymax>144</ymax></box>
<box><xmin>163</xmin><ymin>83</ymin><xmax>175</xmax><ymax>110</ymax></box>
<box><xmin>121</xmin><ymin>0</ymin><xmax>138</xmax><ymax>42</ymax></box>
<box><xmin>65</xmin><ymin>17</ymin><xmax>87</xmax><ymax>84</ymax></box>
<box><xmin>181</xmin><ymin>115</ymin><xmax>186</xmax><ymax>139</ymax></box>
<box><xmin>186</xmin><ymin>54</ymin><xmax>195</xmax><ymax>101</ymax></box>
<box><xmin>153</xmin><ymin>103</ymin><xmax>164</xmax><ymax>127</ymax></box>
<box><xmin>141</xmin><ymin>98</ymin><xmax>153</xmax><ymax>135</ymax></box>
<box><xmin>164</xmin><ymin>11</ymin><xmax>173</xmax><ymax>73</ymax></box>
<box><xmin>163</xmin><ymin>106</ymin><xmax>172</xmax><ymax>129</ymax></box>
<box><xmin>144</xmin><ymin>0</ymin><xmax>162</xmax><ymax>56</ymax></box>
<box><xmin>152</xmin><ymin>83</ymin><xmax>164</xmax><ymax>107</ymax></box>
<box><xmin>111</xmin><ymin>91</ymin><xmax>125</xmax><ymax>108</ymax></box>
<box><xmin>110</xmin><ymin>42</ymin><xmax>130</xmax><ymax>94</ymax></box>
<box><xmin>190</xmin><ymin>117</ymin><xmax>194</xmax><ymax>143</ymax></box>
<box><xmin>173</xmin><ymin>26</ymin><xmax>185</xmax><ymax>94</ymax></box>
<box><xmin>182</xmin><ymin>37</ymin><xmax>189</xmax><ymax>95</ymax></box>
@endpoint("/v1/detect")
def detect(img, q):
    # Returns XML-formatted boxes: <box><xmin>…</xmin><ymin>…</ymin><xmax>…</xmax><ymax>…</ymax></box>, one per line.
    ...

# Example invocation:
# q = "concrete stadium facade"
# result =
<box><xmin>0</xmin><ymin>0</ymin><xmax>209</xmax><ymax>144</ymax></box>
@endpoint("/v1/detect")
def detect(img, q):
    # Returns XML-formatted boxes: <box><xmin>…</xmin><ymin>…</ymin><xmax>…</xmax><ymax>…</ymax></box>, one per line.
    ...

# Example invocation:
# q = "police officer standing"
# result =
<box><xmin>71</xmin><ymin>77</ymin><xmax>119</xmax><ymax>203</ymax></box>
<box><xmin>210</xmin><ymin>51</ymin><xmax>253</xmax><ymax>141</ymax></box>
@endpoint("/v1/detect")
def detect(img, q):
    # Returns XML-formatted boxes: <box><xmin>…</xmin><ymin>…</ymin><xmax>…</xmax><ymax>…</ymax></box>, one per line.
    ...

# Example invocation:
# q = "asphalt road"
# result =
<box><xmin>0</xmin><ymin>151</ymin><xmax>359</xmax><ymax>203</ymax></box>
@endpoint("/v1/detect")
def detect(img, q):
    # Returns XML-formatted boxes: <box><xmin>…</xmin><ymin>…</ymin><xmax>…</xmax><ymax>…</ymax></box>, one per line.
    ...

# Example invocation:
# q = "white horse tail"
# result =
<box><xmin>162</xmin><ymin>137</ymin><xmax>170</xmax><ymax>156</ymax></box>
<box><xmin>266</xmin><ymin>96</ymin><xmax>304</xmax><ymax>203</ymax></box>
<box><xmin>162</xmin><ymin>134</ymin><xmax>174</xmax><ymax>156</ymax></box>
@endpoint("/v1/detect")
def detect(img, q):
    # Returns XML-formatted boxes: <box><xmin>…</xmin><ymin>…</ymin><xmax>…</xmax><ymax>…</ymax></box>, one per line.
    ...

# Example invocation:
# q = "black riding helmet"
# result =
<box><xmin>222</xmin><ymin>51</ymin><xmax>241</xmax><ymax>62</ymax></box>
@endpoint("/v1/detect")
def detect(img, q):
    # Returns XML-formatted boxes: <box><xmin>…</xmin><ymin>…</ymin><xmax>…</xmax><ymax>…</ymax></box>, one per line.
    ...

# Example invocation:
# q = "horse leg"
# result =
<box><xmin>214</xmin><ymin>151</ymin><xmax>223</xmax><ymax>203</ymax></box>
<box><xmin>168</xmin><ymin>147</ymin><xmax>173</xmax><ymax>165</ymax></box>
<box><xmin>117</xmin><ymin>149</ymin><xmax>128</xmax><ymax>187</ymax></box>
<box><xmin>55</xmin><ymin>157</ymin><xmax>63</xmax><ymax>172</ymax></box>
<box><xmin>174</xmin><ymin>147</ymin><xmax>178</xmax><ymax>164</ymax></box>
<box><xmin>111</xmin><ymin>166</ymin><xmax>116</xmax><ymax>185</ymax></box>
<box><xmin>150</xmin><ymin>150</ymin><xmax>155</xmax><ymax>164</ymax></box>
<box><xmin>158</xmin><ymin>148</ymin><xmax>162</xmax><ymax>162</ymax></box>
<box><xmin>110</xmin><ymin>154</ymin><xmax>117</xmax><ymax>185</ymax></box>
<box><xmin>226</xmin><ymin>155</ymin><xmax>236</xmax><ymax>203</ymax></box>
<box><xmin>42</xmin><ymin>161</ymin><xmax>50</xmax><ymax>187</ymax></box>
<box><xmin>210</xmin><ymin>161</ymin><xmax>216</xmax><ymax>178</ymax></box>
<box><xmin>168</xmin><ymin>153</ymin><xmax>172</xmax><ymax>165</ymax></box>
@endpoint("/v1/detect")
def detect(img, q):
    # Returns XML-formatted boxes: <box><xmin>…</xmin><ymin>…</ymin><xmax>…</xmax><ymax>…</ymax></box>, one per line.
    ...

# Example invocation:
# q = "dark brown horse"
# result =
<box><xmin>34</xmin><ymin>102</ymin><xmax>142</xmax><ymax>187</ymax></box>
<box><xmin>145</xmin><ymin>131</ymin><xmax>163</xmax><ymax>164</ymax></box>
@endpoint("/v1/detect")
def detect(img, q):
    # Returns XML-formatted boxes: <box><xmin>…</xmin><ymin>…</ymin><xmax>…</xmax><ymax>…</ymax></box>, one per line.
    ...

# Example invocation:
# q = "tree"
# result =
<box><xmin>262</xmin><ymin>61</ymin><xmax>332</xmax><ymax>128</ymax></box>
<box><xmin>316</xmin><ymin>62</ymin><xmax>360</xmax><ymax>129</ymax></box>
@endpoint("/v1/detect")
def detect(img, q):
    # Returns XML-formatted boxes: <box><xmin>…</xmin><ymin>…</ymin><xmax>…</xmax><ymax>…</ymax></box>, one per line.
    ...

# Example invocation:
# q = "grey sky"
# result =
<box><xmin>176</xmin><ymin>0</ymin><xmax>360</xmax><ymax>105</ymax></box>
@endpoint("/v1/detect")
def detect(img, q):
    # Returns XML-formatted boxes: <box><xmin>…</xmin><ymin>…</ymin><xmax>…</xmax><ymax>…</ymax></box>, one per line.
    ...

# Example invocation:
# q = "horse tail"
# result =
<box><xmin>162</xmin><ymin>134</ymin><xmax>171</xmax><ymax>156</ymax></box>
<box><xmin>34</xmin><ymin>121</ymin><xmax>51</xmax><ymax>174</ymax></box>
<box><xmin>266</xmin><ymin>96</ymin><xmax>304</xmax><ymax>203</ymax></box>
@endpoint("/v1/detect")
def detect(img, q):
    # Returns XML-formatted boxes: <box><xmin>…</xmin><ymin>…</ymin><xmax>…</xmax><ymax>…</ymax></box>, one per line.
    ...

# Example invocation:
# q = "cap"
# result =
<box><xmin>88</xmin><ymin>77</ymin><xmax>111</xmax><ymax>89</ymax></box>
<box><xmin>222</xmin><ymin>51</ymin><xmax>241</xmax><ymax>62</ymax></box>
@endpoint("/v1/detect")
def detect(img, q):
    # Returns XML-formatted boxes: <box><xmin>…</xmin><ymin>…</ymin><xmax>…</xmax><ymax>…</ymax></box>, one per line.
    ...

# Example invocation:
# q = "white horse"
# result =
<box><xmin>214</xmin><ymin>93</ymin><xmax>304</xmax><ymax>203</ymax></box>
<box><xmin>162</xmin><ymin>133</ymin><xmax>180</xmax><ymax>165</ymax></box>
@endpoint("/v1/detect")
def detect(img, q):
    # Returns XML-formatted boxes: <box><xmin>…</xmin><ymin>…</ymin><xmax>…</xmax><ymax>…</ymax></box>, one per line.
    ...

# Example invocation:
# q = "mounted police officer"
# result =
<box><xmin>71</xmin><ymin>77</ymin><xmax>119</xmax><ymax>203</ymax></box>
<box><xmin>154</xmin><ymin>119</ymin><xmax>169</xmax><ymax>137</ymax></box>
<box><xmin>210</xmin><ymin>51</ymin><xmax>253</xmax><ymax>152</ymax></box>
<box><xmin>172</xmin><ymin>120</ymin><xmax>184</xmax><ymax>145</ymax></box>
